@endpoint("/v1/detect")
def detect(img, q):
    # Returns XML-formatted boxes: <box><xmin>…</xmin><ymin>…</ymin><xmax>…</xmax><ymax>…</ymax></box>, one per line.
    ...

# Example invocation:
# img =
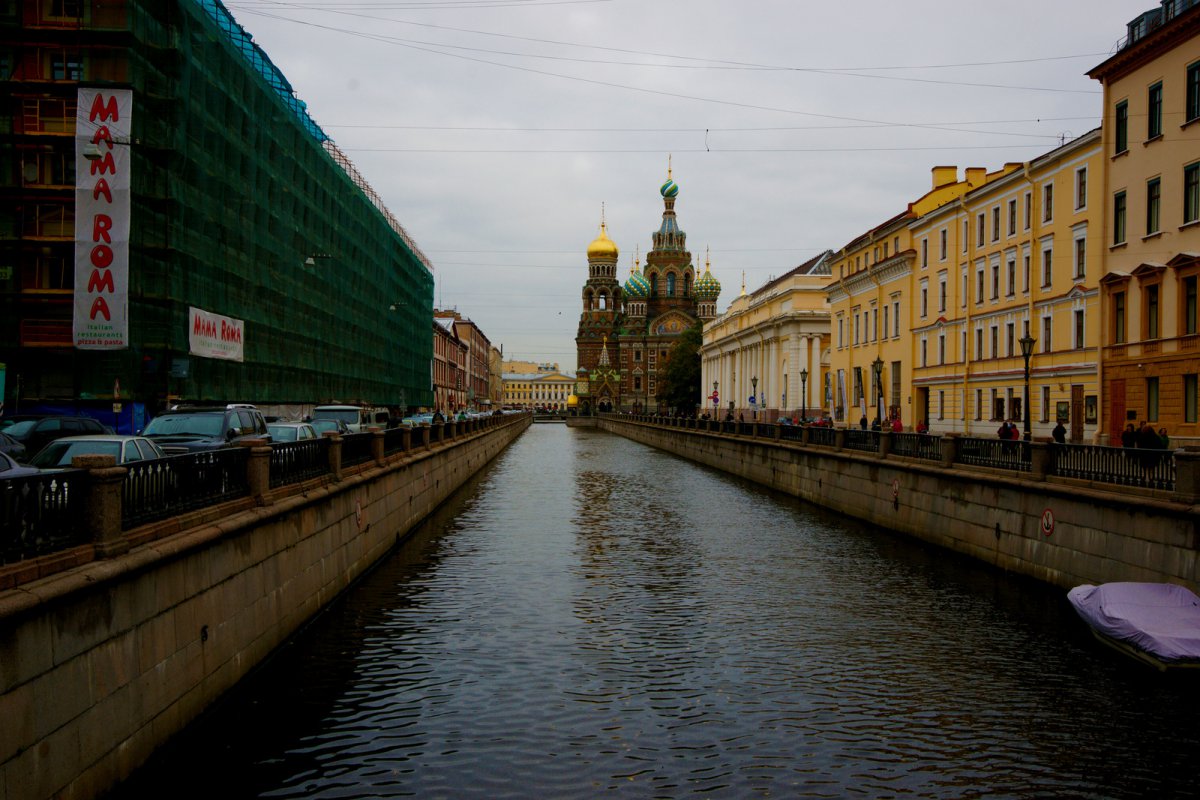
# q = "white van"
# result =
<box><xmin>311</xmin><ymin>405</ymin><xmax>389</xmax><ymax>433</ymax></box>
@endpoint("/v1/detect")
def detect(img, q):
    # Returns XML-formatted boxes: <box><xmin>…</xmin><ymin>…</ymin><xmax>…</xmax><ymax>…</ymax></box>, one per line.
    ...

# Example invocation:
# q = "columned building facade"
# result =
<box><xmin>702</xmin><ymin>253</ymin><xmax>832</xmax><ymax>420</ymax></box>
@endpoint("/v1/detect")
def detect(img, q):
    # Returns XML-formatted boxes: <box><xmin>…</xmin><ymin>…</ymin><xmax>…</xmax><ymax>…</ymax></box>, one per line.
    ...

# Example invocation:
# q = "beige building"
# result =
<box><xmin>1091</xmin><ymin>2</ymin><xmax>1200</xmax><ymax>445</ymax></box>
<box><xmin>701</xmin><ymin>252</ymin><xmax>833</xmax><ymax>421</ymax></box>
<box><xmin>827</xmin><ymin>165</ymin><xmax>1019</xmax><ymax>428</ymax></box>
<box><xmin>502</xmin><ymin>370</ymin><xmax>575</xmax><ymax>410</ymax></box>
<box><xmin>910</xmin><ymin>131</ymin><xmax>1105</xmax><ymax>440</ymax></box>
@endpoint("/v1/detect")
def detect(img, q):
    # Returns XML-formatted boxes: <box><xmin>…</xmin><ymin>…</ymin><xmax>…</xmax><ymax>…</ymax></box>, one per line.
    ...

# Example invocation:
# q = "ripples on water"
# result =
<box><xmin>118</xmin><ymin>425</ymin><xmax>1200</xmax><ymax>799</ymax></box>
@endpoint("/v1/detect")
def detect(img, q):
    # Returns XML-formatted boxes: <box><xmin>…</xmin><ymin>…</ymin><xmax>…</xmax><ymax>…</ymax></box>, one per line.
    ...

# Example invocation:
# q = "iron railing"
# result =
<box><xmin>891</xmin><ymin>432</ymin><xmax>943</xmax><ymax>461</ymax></box>
<box><xmin>122</xmin><ymin>448</ymin><xmax>252</xmax><ymax>530</ymax></box>
<box><xmin>948</xmin><ymin>437</ymin><xmax>1031</xmax><ymax>473</ymax></box>
<box><xmin>1053</xmin><ymin>443</ymin><xmax>1175</xmax><ymax>491</ymax></box>
<box><xmin>845</xmin><ymin>429</ymin><xmax>880</xmax><ymax>453</ymax></box>
<box><xmin>383</xmin><ymin>427</ymin><xmax>409</xmax><ymax>457</ymax></box>
<box><xmin>0</xmin><ymin>470</ymin><xmax>88</xmax><ymax>564</ymax></box>
<box><xmin>341</xmin><ymin>432</ymin><xmax>374</xmax><ymax>467</ymax></box>
<box><xmin>269</xmin><ymin>438</ymin><xmax>330</xmax><ymax>489</ymax></box>
<box><xmin>807</xmin><ymin>426</ymin><xmax>837</xmax><ymax>447</ymax></box>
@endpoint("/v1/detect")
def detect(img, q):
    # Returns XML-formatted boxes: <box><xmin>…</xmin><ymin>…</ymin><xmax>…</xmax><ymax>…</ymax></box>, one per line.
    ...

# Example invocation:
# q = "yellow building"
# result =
<box><xmin>701</xmin><ymin>252</ymin><xmax>832</xmax><ymax>421</ymax></box>
<box><xmin>826</xmin><ymin>165</ymin><xmax>1019</xmax><ymax>428</ymax></box>
<box><xmin>501</xmin><ymin>370</ymin><xmax>575</xmax><ymax>410</ymax></box>
<box><xmin>1091</xmin><ymin>2</ymin><xmax>1200</xmax><ymax>445</ymax></box>
<box><xmin>910</xmin><ymin>132</ymin><xmax>1104</xmax><ymax>440</ymax></box>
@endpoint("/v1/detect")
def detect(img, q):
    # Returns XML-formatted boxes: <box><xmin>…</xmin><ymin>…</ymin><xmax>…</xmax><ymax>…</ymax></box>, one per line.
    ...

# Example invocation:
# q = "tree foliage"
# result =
<box><xmin>655</xmin><ymin>323</ymin><xmax>703</xmax><ymax>413</ymax></box>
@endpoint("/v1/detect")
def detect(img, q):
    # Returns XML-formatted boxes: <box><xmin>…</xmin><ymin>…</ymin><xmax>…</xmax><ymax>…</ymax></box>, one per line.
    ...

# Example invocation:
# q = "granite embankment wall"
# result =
<box><xmin>599</xmin><ymin>416</ymin><xmax>1200</xmax><ymax>591</ymax></box>
<box><xmin>0</xmin><ymin>415</ymin><xmax>529</xmax><ymax>800</ymax></box>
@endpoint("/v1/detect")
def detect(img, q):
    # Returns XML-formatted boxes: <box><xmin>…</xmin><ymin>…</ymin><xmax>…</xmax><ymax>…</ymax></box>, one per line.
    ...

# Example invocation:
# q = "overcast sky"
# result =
<box><xmin>226</xmin><ymin>0</ymin><xmax>1140</xmax><ymax>370</ymax></box>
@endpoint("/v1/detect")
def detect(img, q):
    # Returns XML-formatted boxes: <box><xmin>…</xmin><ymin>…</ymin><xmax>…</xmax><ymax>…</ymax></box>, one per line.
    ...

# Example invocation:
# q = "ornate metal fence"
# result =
<box><xmin>891</xmin><ymin>433</ymin><xmax>942</xmax><ymax>461</ymax></box>
<box><xmin>0</xmin><ymin>471</ymin><xmax>88</xmax><ymax>565</ymax></box>
<box><xmin>779</xmin><ymin>425</ymin><xmax>803</xmax><ymax>442</ymax></box>
<box><xmin>383</xmin><ymin>427</ymin><xmax>409</xmax><ymax>457</ymax></box>
<box><xmin>845</xmin><ymin>429</ymin><xmax>880</xmax><ymax>453</ymax></box>
<box><xmin>269</xmin><ymin>438</ymin><xmax>330</xmax><ymax>489</ymax></box>
<box><xmin>807</xmin><ymin>426</ymin><xmax>837</xmax><ymax>447</ymax></box>
<box><xmin>1053</xmin><ymin>444</ymin><xmax>1175</xmax><ymax>491</ymax></box>
<box><xmin>341</xmin><ymin>432</ymin><xmax>374</xmax><ymax>467</ymax></box>
<box><xmin>956</xmin><ymin>437</ymin><xmax>1031</xmax><ymax>473</ymax></box>
<box><xmin>123</xmin><ymin>448</ymin><xmax>251</xmax><ymax>530</ymax></box>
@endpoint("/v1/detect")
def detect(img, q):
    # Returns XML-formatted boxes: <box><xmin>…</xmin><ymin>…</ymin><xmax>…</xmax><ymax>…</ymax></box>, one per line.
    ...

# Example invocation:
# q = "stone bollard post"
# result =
<box><xmin>800</xmin><ymin>425</ymin><xmax>811</xmax><ymax>446</ymax></box>
<box><xmin>878</xmin><ymin>430</ymin><xmax>892</xmax><ymax>459</ymax></box>
<box><xmin>939</xmin><ymin>433</ymin><xmax>959</xmax><ymax>469</ymax></box>
<box><xmin>241</xmin><ymin>441</ymin><xmax>272</xmax><ymax>505</ymax></box>
<box><xmin>833</xmin><ymin>427</ymin><xmax>847</xmax><ymax>451</ymax></box>
<box><xmin>1172</xmin><ymin>447</ymin><xmax>1200</xmax><ymax>503</ymax></box>
<box><xmin>400</xmin><ymin>427</ymin><xmax>412</xmax><ymax>453</ymax></box>
<box><xmin>446</xmin><ymin>419</ymin><xmax>457</xmax><ymax>439</ymax></box>
<box><xmin>74</xmin><ymin>454</ymin><xmax>129</xmax><ymax>558</ymax></box>
<box><xmin>369</xmin><ymin>427</ymin><xmax>385</xmax><ymax>466</ymax></box>
<box><xmin>1028</xmin><ymin>441</ymin><xmax>1051</xmax><ymax>482</ymax></box>
<box><xmin>420</xmin><ymin>424</ymin><xmax>432</xmax><ymax>450</ymax></box>
<box><xmin>324</xmin><ymin>432</ymin><xmax>343</xmax><ymax>481</ymax></box>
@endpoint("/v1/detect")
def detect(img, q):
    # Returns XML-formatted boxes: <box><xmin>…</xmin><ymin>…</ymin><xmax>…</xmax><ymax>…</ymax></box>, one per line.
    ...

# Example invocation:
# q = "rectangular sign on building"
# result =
<box><xmin>189</xmin><ymin>306</ymin><xmax>245</xmax><ymax>362</ymax></box>
<box><xmin>74</xmin><ymin>88</ymin><xmax>132</xmax><ymax>349</ymax></box>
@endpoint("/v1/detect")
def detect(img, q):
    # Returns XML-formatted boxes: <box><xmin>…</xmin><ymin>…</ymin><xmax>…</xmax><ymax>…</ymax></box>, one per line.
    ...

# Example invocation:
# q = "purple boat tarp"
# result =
<box><xmin>1067</xmin><ymin>582</ymin><xmax>1200</xmax><ymax>663</ymax></box>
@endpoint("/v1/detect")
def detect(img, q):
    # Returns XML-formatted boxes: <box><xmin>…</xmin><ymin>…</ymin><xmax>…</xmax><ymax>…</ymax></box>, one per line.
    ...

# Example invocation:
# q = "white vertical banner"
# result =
<box><xmin>74</xmin><ymin>88</ymin><xmax>132</xmax><ymax>349</ymax></box>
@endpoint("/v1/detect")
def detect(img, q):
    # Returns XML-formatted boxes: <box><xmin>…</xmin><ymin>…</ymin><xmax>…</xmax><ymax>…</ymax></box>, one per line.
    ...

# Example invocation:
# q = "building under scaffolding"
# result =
<box><xmin>0</xmin><ymin>0</ymin><xmax>434</xmax><ymax>424</ymax></box>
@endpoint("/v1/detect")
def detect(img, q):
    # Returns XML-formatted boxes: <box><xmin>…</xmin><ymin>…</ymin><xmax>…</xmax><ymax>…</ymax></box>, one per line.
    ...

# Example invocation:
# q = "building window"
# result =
<box><xmin>975</xmin><ymin>328</ymin><xmax>983</xmax><ymax>360</ymax></box>
<box><xmin>938</xmin><ymin>274</ymin><xmax>947</xmax><ymax>312</ymax></box>
<box><xmin>667</xmin><ymin>273</ymin><xmax>676</xmax><ymax>296</ymax></box>
<box><xmin>1147</xmin><ymin>177</ymin><xmax>1161</xmax><ymax>235</ymax></box>
<box><xmin>634</xmin><ymin>349</ymin><xmax>642</xmax><ymax>361</ymax></box>
<box><xmin>1148</xmin><ymin>81</ymin><xmax>1163</xmax><ymax>139</ymax></box>
<box><xmin>990</xmin><ymin>325</ymin><xmax>999</xmax><ymax>359</ymax></box>
<box><xmin>1041</xmin><ymin>385</ymin><xmax>1050</xmax><ymax>423</ymax></box>
<box><xmin>992</xmin><ymin>390</ymin><xmax>1004</xmax><ymax>422</ymax></box>
<box><xmin>1042</xmin><ymin>183</ymin><xmax>1053</xmax><ymax>223</ymax></box>
<box><xmin>977</xmin><ymin>213</ymin><xmax>985</xmax><ymax>247</ymax></box>
<box><xmin>921</xmin><ymin>238</ymin><xmax>928</xmax><ymax>268</ymax></box>
<box><xmin>1042</xmin><ymin>316</ymin><xmax>1052</xmax><ymax>353</ymax></box>
<box><xmin>1075</xmin><ymin>167</ymin><xmax>1087</xmax><ymax>210</ymax></box>
<box><xmin>975</xmin><ymin>388</ymin><xmax>983</xmax><ymax>420</ymax></box>
<box><xmin>1147</xmin><ymin>377</ymin><xmax>1159</xmax><ymax>422</ymax></box>
<box><xmin>1185</xmin><ymin>163</ymin><xmax>1200</xmax><ymax>225</ymax></box>
<box><xmin>938</xmin><ymin>333</ymin><xmax>945</xmax><ymax>365</ymax></box>
<box><xmin>976</xmin><ymin>266</ymin><xmax>985</xmax><ymax>303</ymax></box>
<box><xmin>939</xmin><ymin>229</ymin><xmax>947</xmax><ymax>261</ymax></box>
<box><xmin>1188</xmin><ymin>61</ymin><xmax>1200</xmax><ymax>122</ymax></box>
<box><xmin>938</xmin><ymin>390</ymin><xmax>945</xmax><ymax>421</ymax></box>
<box><xmin>1006</xmin><ymin>259</ymin><xmax>1016</xmax><ymax>297</ymax></box>
<box><xmin>962</xmin><ymin>219</ymin><xmax>969</xmax><ymax>254</ymax></box>
<box><xmin>1006</xmin><ymin>322</ymin><xmax>1015</xmax><ymax>357</ymax></box>
<box><xmin>882</xmin><ymin>306</ymin><xmax>889</xmax><ymax>339</ymax></box>
<box><xmin>1114</xmin><ymin>290</ymin><xmax>1126</xmax><ymax>344</ymax></box>
<box><xmin>1007</xmin><ymin>199</ymin><xmax>1017</xmax><ymax>236</ymax></box>
<box><xmin>1115</xmin><ymin>100</ymin><xmax>1128</xmax><ymax>154</ymax></box>
<box><xmin>920</xmin><ymin>338</ymin><xmax>927</xmax><ymax>367</ymax></box>
<box><xmin>1074</xmin><ymin>309</ymin><xmax>1085</xmax><ymax>349</ymax></box>
<box><xmin>1185</xmin><ymin>275</ymin><xmax>1197</xmax><ymax>335</ymax></box>
<box><xmin>1113</xmin><ymin>191</ymin><xmax>1126</xmax><ymax>245</ymax></box>
<box><xmin>991</xmin><ymin>207</ymin><xmax>1000</xmax><ymax>242</ymax></box>
<box><xmin>991</xmin><ymin>262</ymin><xmax>1000</xmax><ymax>299</ymax></box>
<box><xmin>49</xmin><ymin>52</ymin><xmax>83</xmax><ymax>81</ymax></box>
<box><xmin>1023</xmin><ymin>254</ymin><xmax>1031</xmax><ymax>293</ymax></box>
<box><xmin>1074</xmin><ymin>236</ymin><xmax>1086</xmax><ymax>279</ymax></box>
<box><xmin>920</xmin><ymin>285</ymin><xmax>928</xmax><ymax>318</ymax></box>
<box><xmin>1186</xmin><ymin>375</ymin><xmax>1198</xmax><ymax>423</ymax></box>
<box><xmin>892</xmin><ymin>301</ymin><xmax>900</xmax><ymax>337</ymax></box>
<box><xmin>1024</xmin><ymin>191</ymin><xmax>1032</xmax><ymax>230</ymax></box>
<box><xmin>1146</xmin><ymin>284</ymin><xmax>1160</xmax><ymax>339</ymax></box>
<box><xmin>837</xmin><ymin>317</ymin><xmax>844</xmax><ymax>348</ymax></box>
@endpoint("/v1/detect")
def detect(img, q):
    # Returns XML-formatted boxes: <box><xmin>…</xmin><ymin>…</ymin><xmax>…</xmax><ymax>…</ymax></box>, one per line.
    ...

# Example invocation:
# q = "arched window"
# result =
<box><xmin>684</xmin><ymin>274</ymin><xmax>692</xmax><ymax>295</ymax></box>
<box><xmin>599</xmin><ymin>291</ymin><xmax>608</xmax><ymax>310</ymax></box>
<box><xmin>667</xmin><ymin>273</ymin><xmax>676</xmax><ymax>296</ymax></box>
<box><xmin>584</xmin><ymin>289</ymin><xmax>594</xmax><ymax>310</ymax></box>
<box><xmin>650</xmin><ymin>273</ymin><xmax>658</xmax><ymax>296</ymax></box>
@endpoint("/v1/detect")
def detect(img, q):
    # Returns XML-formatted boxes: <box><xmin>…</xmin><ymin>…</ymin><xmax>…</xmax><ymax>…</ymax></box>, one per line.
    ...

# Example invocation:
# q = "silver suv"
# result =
<box><xmin>142</xmin><ymin>404</ymin><xmax>270</xmax><ymax>454</ymax></box>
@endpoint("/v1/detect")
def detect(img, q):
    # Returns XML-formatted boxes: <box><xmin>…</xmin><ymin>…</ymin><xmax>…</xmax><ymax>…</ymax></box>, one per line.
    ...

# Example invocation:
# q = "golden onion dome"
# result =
<box><xmin>587</xmin><ymin>222</ymin><xmax>619</xmax><ymax>260</ymax></box>
<box><xmin>567</xmin><ymin>393</ymin><xmax>579</xmax><ymax>407</ymax></box>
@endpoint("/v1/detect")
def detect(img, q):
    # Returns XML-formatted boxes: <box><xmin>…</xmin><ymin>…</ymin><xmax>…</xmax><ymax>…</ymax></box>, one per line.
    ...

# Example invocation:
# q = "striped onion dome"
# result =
<box><xmin>660</xmin><ymin>178</ymin><xmax>679</xmax><ymax>198</ymax></box>
<box><xmin>624</xmin><ymin>264</ymin><xmax>650</xmax><ymax>298</ymax></box>
<box><xmin>694</xmin><ymin>261</ymin><xmax>721</xmax><ymax>300</ymax></box>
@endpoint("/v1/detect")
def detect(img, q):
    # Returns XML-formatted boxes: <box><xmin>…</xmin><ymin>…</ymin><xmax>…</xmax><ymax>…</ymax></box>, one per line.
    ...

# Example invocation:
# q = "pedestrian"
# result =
<box><xmin>891</xmin><ymin>416</ymin><xmax>903</xmax><ymax>433</ymax></box>
<box><xmin>1121</xmin><ymin>422</ymin><xmax>1137</xmax><ymax>448</ymax></box>
<box><xmin>1158</xmin><ymin>427</ymin><xmax>1170</xmax><ymax>449</ymax></box>
<box><xmin>916</xmin><ymin>420</ymin><xmax>928</xmax><ymax>435</ymax></box>
<box><xmin>860</xmin><ymin>414</ymin><xmax>868</xmax><ymax>430</ymax></box>
<box><xmin>1137</xmin><ymin>421</ymin><xmax>1164</xmax><ymax>477</ymax></box>
<box><xmin>1052</xmin><ymin>420</ymin><xmax>1066</xmax><ymax>443</ymax></box>
<box><xmin>871</xmin><ymin>417</ymin><xmax>882</xmax><ymax>432</ymax></box>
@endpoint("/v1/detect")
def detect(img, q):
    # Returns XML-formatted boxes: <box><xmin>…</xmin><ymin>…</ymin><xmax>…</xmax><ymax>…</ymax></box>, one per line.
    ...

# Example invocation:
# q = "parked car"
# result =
<box><xmin>142</xmin><ymin>404</ymin><xmax>270</xmax><ymax>454</ymax></box>
<box><xmin>29</xmin><ymin>435</ymin><xmax>167</xmax><ymax>469</ymax></box>
<box><xmin>311</xmin><ymin>405</ymin><xmax>388</xmax><ymax>433</ymax></box>
<box><xmin>267</xmin><ymin>422</ymin><xmax>317</xmax><ymax>443</ymax></box>
<box><xmin>0</xmin><ymin>415</ymin><xmax>112</xmax><ymax>458</ymax></box>
<box><xmin>0</xmin><ymin>431</ymin><xmax>27</xmax><ymax>461</ymax></box>
<box><xmin>0</xmin><ymin>451</ymin><xmax>39</xmax><ymax>478</ymax></box>
<box><xmin>308</xmin><ymin>418</ymin><xmax>350</xmax><ymax>436</ymax></box>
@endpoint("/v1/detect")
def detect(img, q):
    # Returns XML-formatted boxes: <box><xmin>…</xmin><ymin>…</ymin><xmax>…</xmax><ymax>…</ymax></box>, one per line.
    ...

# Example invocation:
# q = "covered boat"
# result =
<box><xmin>1067</xmin><ymin>582</ymin><xmax>1200</xmax><ymax>670</ymax></box>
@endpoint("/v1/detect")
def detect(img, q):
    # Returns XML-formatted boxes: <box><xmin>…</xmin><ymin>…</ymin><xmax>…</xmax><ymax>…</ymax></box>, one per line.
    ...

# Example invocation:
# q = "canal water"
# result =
<box><xmin>117</xmin><ymin>424</ymin><xmax>1199</xmax><ymax>799</ymax></box>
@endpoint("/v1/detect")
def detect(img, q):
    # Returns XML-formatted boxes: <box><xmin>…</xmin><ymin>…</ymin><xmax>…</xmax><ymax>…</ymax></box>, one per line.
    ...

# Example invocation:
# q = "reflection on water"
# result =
<box><xmin>117</xmin><ymin>425</ymin><xmax>1200</xmax><ymax>799</ymax></box>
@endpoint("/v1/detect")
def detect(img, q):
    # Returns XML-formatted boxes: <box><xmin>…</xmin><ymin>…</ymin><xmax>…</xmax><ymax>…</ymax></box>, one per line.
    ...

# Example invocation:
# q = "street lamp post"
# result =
<box><xmin>871</xmin><ymin>357</ymin><xmax>884</xmax><ymax>425</ymax></box>
<box><xmin>712</xmin><ymin>380</ymin><xmax>719</xmax><ymax>416</ymax></box>
<box><xmin>751</xmin><ymin>376</ymin><xmax>758</xmax><ymax>420</ymax></box>
<box><xmin>800</xmin><ymin>368</ymin><xmax>808</xmax><ymax>422</ymax></box>
<box><xmin>1019</xmin><ymin>334</ymin><xmax>1036</xmax><ymax>441</ymax></box>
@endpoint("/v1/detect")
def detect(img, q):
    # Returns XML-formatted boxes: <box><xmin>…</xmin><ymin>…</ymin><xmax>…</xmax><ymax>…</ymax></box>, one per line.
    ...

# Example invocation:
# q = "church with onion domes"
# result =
<box><xmin>575</xmin><ymin>165</ymin><xmax>721</xmax><ymax>413</ymax></box>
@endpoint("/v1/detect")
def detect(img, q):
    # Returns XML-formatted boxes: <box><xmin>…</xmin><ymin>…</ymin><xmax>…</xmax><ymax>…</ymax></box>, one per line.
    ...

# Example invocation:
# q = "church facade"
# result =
<box><xmin>575</xmin><ymin>170</ymin><xmax>721</xmax><ymax>413</ymax></box>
